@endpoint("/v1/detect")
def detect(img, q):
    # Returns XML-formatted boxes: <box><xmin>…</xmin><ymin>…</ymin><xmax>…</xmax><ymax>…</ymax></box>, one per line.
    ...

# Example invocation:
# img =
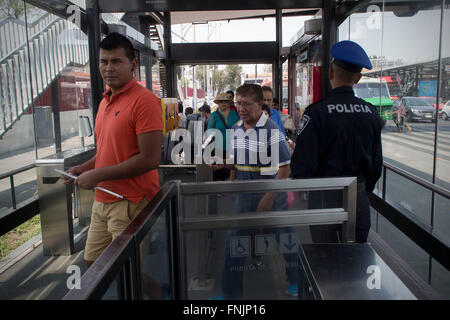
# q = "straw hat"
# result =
<box><xmin>214</xmin><ymin>92</ymin><xmax>233</xmax><ymax>104</ymax></box>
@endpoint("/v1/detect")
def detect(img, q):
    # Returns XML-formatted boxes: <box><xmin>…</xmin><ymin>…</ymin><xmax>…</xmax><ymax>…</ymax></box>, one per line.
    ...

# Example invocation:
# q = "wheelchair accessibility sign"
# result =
<box><xmin>230</xmin><ymin>236</ymin><xmax>250</xmax><ymax>257</ymax></box>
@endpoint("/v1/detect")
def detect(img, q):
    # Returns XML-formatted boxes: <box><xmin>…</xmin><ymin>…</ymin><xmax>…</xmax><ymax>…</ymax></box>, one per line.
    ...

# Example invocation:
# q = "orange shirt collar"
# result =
<box><xmin>103</xmin><ymin>78</ymin><xmax>137</xmax><ymax>100</ymax></box>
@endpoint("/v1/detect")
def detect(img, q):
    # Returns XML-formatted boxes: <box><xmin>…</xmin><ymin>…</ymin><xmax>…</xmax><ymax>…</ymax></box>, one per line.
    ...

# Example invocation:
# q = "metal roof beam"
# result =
<box><xmin>171</xmin><ymin>42</ymin><xmax>277</xmax><ymax>64</ymax></box>
<box><xmin>98</xmin><ymin>0</ymin><xmax>323</xmax><ymax>13</ymax></box>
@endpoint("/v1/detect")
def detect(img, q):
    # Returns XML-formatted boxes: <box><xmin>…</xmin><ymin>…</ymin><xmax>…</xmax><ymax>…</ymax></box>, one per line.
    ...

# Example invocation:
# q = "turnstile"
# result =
<box><xmin>36</xmin><ymin>146</ymin><xmax>96</xmax><ymax>256</ymax></box>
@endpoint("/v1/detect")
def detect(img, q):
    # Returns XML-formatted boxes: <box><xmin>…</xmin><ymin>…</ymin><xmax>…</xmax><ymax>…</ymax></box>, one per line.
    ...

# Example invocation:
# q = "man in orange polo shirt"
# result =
<box><xmin>64</xmin><ymin>33</ymin><xmax>163</xmax><ymax>266</ymax></box>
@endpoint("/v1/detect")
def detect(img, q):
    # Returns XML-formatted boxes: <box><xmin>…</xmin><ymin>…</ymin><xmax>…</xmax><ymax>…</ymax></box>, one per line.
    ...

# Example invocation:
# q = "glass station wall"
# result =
<box><xmin>344</xmin><ymin>1</ymin><xmax>449</xmax><ymax>298</ymax></box>
<box><xmin>0</xmin><ymin>1</ymin><xmax>93</xmax><ymax>259</ymax></box>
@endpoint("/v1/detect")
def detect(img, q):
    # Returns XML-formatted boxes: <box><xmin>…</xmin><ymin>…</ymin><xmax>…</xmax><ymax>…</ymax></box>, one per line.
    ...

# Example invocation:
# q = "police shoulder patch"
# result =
<box><xmin>297</xmin><ymin>114</ymin><xmax>311</xmax><ymax>136</ymax></box>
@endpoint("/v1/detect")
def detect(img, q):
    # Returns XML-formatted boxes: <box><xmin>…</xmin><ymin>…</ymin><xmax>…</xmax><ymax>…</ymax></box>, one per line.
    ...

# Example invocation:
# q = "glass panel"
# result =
<box><xmin>338</xmin><ymin>16</ymin><xmax>350</xmax><ymax>41</ymax></box>
<box><xmin>294</xmin><ymin>40</ymin><xmax>322</xmax><ymax>121</ymax></box>
<box><xmin>431</xmin><ymin>258</ymin><xmax>450</xmax><ymax>299</ymax></box>
<box><xmin>183</xmin><ymin>190</ymin><xmax>343</xmax><ymax>217</ymax></box>
<box><xmin>183</xmin><ymin>186</ymin><xmax>351</xmax><ymax>299</ymax></box>
<box><xmin>283</xmin><ymin>16</ymin><xmax>311</xmax><ymax>47</ymax></box>
<box><xmin>436</xmin><ymin>1</ymin><xmax>450</xmax><ymax>191</ymax></box>
<box><xmin>0</xmin><ymin>1</ymin><xmax>39</xmax><ymax>211</ymax></box>
<box><xmin>139</xmin><ymin>210</ymin><xmax>172</xmax><ymax>300</ymax></box>
<box><xmin>432</xmin><ymin>194</ymin><xmax>450</xmax><ymax>246</ymax></box>
<box><xmin>281</xmin><ymin>61</ymin><xmax>288</xmax><ymax>112</ymax></box>
<box><xmin>151</xmin><ymin>61</ymin><xmax>161</xmax><ymax>97</ymax></box>
<box><xmin>385</xmin><ymin>169</ymin><xmax>432</xmax><ymax>227</ymax></box>
<box><xmin>378</xmin><ymin>2</ymin><xmax>441</xmax><ymax>182</ymax></box>
<box><xmin>101</xmin><ymin>279</ymin><xmax>119</xmax><ymax>300</ymax></box>
<box><xmin>0</xmin><ymin>0</ymin><xmax>35</xmax><ymax>173</ymax></box>
<box><xmin>348</xmin><ymin>5</ymin><xmax>387</xmax><ymax>127</ymax></box>
<box><xmin>376</xmin><ymin>213</ymin><xmax>429</xmax><ymax>283</ymax></box>
<box><xmin>176</xmin><ymin>63</ymin><xmax>268</xmax><ymax>111</ymax></box>
<box><xmin>185</xmin><ymin>227</ymin><xmax>308</xmax><ymax>300</ymax></box>
<box><xmin>172</xmin><ymin>16</ymin><xmax>276</xmax><ymax>43</ymax></box>
<box><xmin>23</xmin><ymin>3</ymin><xmax>92</xmax><ymax>159</ymax></box>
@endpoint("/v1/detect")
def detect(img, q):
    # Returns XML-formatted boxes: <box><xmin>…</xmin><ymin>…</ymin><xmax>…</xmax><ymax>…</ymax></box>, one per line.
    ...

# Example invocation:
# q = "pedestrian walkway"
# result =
<box><xmin>0</xmin><ymin>222</ymin><xmax>88</xmax><ymax>300</ymax></box>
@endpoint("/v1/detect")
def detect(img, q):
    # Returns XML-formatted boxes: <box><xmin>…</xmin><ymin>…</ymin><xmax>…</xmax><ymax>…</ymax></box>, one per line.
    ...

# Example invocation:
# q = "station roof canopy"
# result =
<box><xmin>97</xmin><ymin>0</ymin><xmax>323</xmax><ymax>13</ymax></box>
<box><xmin>169</xmin><ymin>9</ymin><xmax>319</xmax><ymax>25</ymax></box>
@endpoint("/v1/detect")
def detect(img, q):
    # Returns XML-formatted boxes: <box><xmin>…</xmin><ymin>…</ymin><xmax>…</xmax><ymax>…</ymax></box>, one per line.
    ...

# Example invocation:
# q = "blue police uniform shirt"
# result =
<box><xmin>290</xmin><ymin>86</ymin><xmax>383</xmax><ymax>193</ymax></box>
<box><xmin>231</xmin><ymin>112</ymin><xmax>290</xmax><ymax>181</ymax></box>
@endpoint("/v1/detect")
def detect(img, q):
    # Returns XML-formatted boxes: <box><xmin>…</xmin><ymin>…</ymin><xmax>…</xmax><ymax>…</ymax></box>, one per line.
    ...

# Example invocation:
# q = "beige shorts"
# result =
<box><xmin>84</xmin><ymin>198</ymin><xmax>149</xmax><ymax>262</ymax></box>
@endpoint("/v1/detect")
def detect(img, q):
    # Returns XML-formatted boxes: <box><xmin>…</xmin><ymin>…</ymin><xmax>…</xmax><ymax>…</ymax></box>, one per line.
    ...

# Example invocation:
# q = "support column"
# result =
<box><xmin>51</xmin><ymin>79</ymin><xmax>62</xmax><ymax>153</ymax></box>
<box><xmin>321</xmin><ymin>0</ymin><xmax>337</xmax><ymax>98</ymax></box>
<box><xmin>139</xmin><ymin>17</ymin><xmax>153</xmax><ymax>91</ymax></box>
<box><xmin>86</xmin><ymin>0</ymin><xmax>103</xmax><ymax>124</ymax></box>
<box><xmin>163</xmin><ymin>11</ymin><xmax>174</xmax><ymax>97</ymax></box>
<box><xmin>275</xmin><ymin>9</ymin><xmax>283</xmax><ymax>104</ymax></box>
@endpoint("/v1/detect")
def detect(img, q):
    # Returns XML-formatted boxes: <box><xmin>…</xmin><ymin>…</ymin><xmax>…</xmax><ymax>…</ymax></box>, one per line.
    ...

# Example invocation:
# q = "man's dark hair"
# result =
<box><xmin>100</xmin><ymin>32</ymin><xmax>136</xmax><ymax>61</ymax></box>
<box><xmin>331</xmin><ymin>62</ymin><xmax>360</xmax><ymax>84</ymax></box>
<box><xmin>261</xmin><ymin>86</ymin><xmax>273</xmax><ymax>95</ymax></box>
<box><xmin>185</xmin><ymin>107</ymin><xmax>194</xmax><ymax>115</ymax></box>
<box><xmin>226</xmin><ymin>90</ymin><xmax>235</xmax><ymax>98</ymax></box>
<box><xmin>236</xmin><ymin>84</ymin><xmax>263</xmax><ymax>103</ymax></box>
<box><xmin>261</xmin><ymin>104</ymin><xmax>271</xmax><ymax>116</ymax></box>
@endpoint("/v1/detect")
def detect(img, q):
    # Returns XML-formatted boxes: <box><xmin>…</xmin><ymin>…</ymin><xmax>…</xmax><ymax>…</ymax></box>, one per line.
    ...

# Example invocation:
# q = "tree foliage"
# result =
<box><xmin>224</xmin><ymin>65</ymin><xmax>242</xmax><ymax>92</ymax></box>
<box><xmin>0</xmin><ymin>0</ymin><xmax>24</xmax><ymax>19</ymax></box>
<box><xmin>195</xmin><ymin>64</ymin><xmax>242</xmax><ymax>95</ymax></box>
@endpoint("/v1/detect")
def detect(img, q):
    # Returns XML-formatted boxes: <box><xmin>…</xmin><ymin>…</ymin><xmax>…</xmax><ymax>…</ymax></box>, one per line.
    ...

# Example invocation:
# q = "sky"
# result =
<box><xmin>172</xmin><ymin>16</ymin><xmax>310</xmax><ymax>47</ymax></box>
<box><xmin>172</xmin><ymin>7</ymin><xmax>450</xmax><ymax>67</ymax></box>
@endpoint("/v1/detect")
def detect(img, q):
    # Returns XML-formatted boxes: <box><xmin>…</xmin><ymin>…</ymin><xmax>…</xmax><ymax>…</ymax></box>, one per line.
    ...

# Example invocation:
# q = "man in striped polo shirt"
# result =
<box><xmin>210</xmin><ymin>84</ymin><xmax>297</xmax><ymax>299</ymax></box>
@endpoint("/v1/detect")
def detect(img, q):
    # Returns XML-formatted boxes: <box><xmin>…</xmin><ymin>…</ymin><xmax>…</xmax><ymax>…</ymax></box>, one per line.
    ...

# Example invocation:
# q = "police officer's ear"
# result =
<box><xmin>354</xmin><ymin>73</ymin><xmax>363</xmax><ymax>85</ymax></box>
<box><xmin>328</xmin><ymin>66</ymin><xmax>335</xmax><ymax>81</ymax></box>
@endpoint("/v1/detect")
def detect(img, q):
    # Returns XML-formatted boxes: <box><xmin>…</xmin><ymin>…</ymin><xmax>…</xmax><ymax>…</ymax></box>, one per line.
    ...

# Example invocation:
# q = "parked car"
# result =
<box><xmin>421</xmin><ymin>96</ymin><xmax>444</xmax><ymax>111</ymax></box>
<box><xmin>441</xmin><ymin>100</ymin><xmax>450</xmax><ymax>121</ymax></box>
<box><xmin>392</xmin><ymin>96</ymin><xmax>436</xmax><ymax>123</ymax></box>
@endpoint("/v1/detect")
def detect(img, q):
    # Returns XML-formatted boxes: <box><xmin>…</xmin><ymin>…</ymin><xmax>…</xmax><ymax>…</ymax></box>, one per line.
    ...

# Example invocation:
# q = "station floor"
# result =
<box><xmin>0</xmin><ymin>222</ymin><xmax>89</xmax><ymax>299</ymax></box>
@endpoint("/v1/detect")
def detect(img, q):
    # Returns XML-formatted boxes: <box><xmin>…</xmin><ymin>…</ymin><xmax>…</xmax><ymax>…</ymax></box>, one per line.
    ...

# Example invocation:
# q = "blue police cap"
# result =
<box><xmin>331</xmin><ymin>40</ymin><xmax>373</xmax><ymax>72</ymax></box>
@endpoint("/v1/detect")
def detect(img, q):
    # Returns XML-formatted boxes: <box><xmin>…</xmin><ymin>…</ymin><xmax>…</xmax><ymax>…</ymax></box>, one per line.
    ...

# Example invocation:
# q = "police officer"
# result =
<box><xmin>290</xmin><ymin>40</ymin><xmax>383</xmax><ymax>243</ymax></box>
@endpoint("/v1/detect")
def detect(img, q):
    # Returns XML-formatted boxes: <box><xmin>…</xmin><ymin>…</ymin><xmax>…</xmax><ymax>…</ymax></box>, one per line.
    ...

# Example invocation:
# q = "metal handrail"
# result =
<box><xmin>383</xmin><ymin>161</ymin><xmax>450</xmax><ymax>200</ymax></box>
<box><xmin>0</xmin><ymin>13</ymin><xmax>58</xmax><ymax>58</ymax></box>
<box><xmin>0</xmin><ymin>163</ymin><xmax>35</xmax><ymax>180</ymax></box>
<box><xmin>0</xmin><ymin>15</ymin><xmax>61</xmax><ymax>65</ymax></box>
<box><xmin>0</xmin><ymin>163</ymin><xmax>36</xmax><ymax>210</ymax></box>
<box><xmin>63</xmin><ymin>181</ymin><xmax>179</xmax><ymax>300</ymax></box>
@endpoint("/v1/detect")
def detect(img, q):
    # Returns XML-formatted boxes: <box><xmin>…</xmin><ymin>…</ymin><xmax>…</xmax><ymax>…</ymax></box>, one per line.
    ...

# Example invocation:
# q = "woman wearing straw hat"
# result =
<box><xmin>207</xmin><ymin>92</ymin><xmax>240</xmax><ymax>181</ymax></box>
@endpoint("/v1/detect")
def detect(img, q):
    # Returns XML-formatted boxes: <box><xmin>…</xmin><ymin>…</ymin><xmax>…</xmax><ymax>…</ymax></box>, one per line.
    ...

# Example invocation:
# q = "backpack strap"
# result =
<box><xmin>216</xmin><ymin>111</ymin><xmax>230</xmax><ymax>129</ymax></box>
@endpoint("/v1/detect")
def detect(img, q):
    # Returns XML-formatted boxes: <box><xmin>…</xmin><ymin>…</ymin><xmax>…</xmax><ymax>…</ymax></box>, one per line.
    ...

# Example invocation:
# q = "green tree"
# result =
<box><xmin>0</xmin><ymin>0</ymin><xmax>24</xmax><ymax>19</ymax></box>
<box><xmin>224</xmin><ymin>64</ymin><xmax>242</xmax><ymax>92</ymax></box>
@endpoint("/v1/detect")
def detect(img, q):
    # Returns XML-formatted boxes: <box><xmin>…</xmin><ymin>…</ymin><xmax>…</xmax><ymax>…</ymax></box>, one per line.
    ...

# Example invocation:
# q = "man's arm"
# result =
<box><xmin>256</xmin><ymin>165</ymin><xmax>291</xmax><ymax>212</ymax></box>
<box><xmin>366</xmin><ymin>131</ymin><xmax>383</xmax><ymax>193</ymax></box>
<box><xmin>63</xmin><ymin>156</ymin><xmax>96</xmax><ymax>185</ymax></box>
<box><xmin>75</xmin><ymin>130</ymin><xmax>162</xmax><ymax>189</ymax></box>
